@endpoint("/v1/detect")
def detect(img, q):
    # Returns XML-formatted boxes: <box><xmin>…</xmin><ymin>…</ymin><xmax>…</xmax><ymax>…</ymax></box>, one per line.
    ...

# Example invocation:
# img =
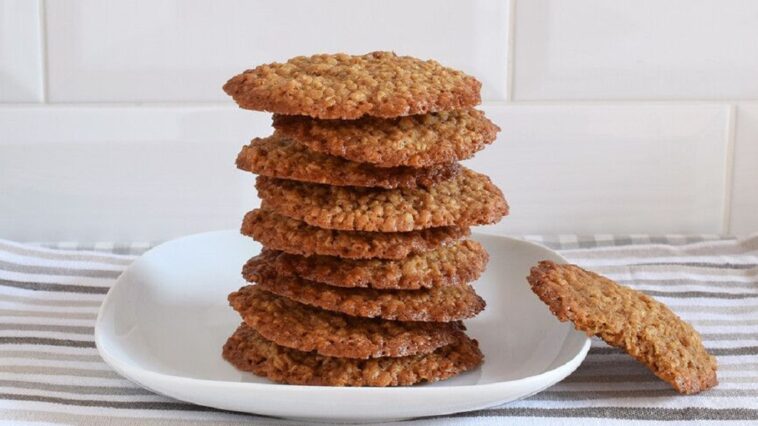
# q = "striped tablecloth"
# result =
<box><xmin>1</xmin><ymin>234</ymin><xmax>756</xmax><ymax>425</ymax></box>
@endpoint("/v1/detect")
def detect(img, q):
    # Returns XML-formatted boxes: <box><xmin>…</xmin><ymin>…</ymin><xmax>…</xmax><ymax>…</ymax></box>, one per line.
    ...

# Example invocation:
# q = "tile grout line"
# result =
<box><xmin>38</xmin><ymin>0</ymin><xmax>49</xmax><ymax>103</ymax></box>
<box><xmin>721</xmin><ymin>104</ymin><xmax>738</xmax><ymax>236</ymax></box>
<box><xmin>2</xmin><ymin>100</ymin><xmax>755</xmax><ymax>109</ymax></box>
<box><xmin>505</xmin><ymin>0</ymin><xmax>517</xmax><ymax>102</ymax></box>
<box><xmin>486</xmin><ymin>99</ymin><xmax>758</xmax><ymax>106</ymax></box>
<box><xmin>4</xmin><ymin>100</ymin><xmax>758</xmax><ymax>109</ymax></box>
<box><xmin>0</xmin><ymin>102</ymin><xmax>237</xmax><ymax>108</ymax></box>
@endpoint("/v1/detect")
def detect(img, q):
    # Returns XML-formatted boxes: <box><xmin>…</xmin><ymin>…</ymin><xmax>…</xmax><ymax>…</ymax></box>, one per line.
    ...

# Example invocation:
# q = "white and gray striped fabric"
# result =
<box><xmin>1</xmin><ymin>235</ymin><xmax>756</xmax><ymax>425</ymax></box>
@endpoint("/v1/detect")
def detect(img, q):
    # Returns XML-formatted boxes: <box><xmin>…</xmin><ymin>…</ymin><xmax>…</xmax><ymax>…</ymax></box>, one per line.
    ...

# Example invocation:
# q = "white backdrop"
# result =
<box><xmin>1</xmin><ymin>0</ymin><xmax>756</xmax><ymax>241</ymax></box>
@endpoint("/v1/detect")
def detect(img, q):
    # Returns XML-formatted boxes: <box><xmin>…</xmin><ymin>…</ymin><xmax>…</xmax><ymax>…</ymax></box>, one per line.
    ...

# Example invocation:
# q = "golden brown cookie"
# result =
<box><xmin>247</xmin><ymin>240</ymin><xmax>488</xmax><ymax>290</ymax></box>
<box><xmin>240</xmin><ymin>209</ymin><xmax>470</xmax><ymax>260</ymax></box>
<box><xmin>222</xmin><ymin>51</ymin><xmax>481</xmax><ymax>119</ymax></box>
<box><xmin>256</xmin><ymin>168</ymin><xmax>508</xmax><ymax>232</ymax></box>
<box><xmin>273</xmin><ymin>109</ymin><xmax>499</xmax><ymax>168</ymax></box>
<box><xmin>236</xmin><ymin>135</ymin><xmax>459</xmax><ymax>188</ymax></box>
<box><xmin>229</xmin><ymin>286</ymin><xmax>464</xmax><ymax>359</ymax></box>
<box><xmin>527</xmin><ymin>260</ymin><xmax>718</xmax><ymax>395</ymax></box>
<box><xmin>223</xmin><ymin>323</ymin><xmax>483</xmax><ymax>386</ymax></box>
<box><xmin>244</xmin><ymin>265</ymin><xmax>485</xmax><ymax>322</ymax></box>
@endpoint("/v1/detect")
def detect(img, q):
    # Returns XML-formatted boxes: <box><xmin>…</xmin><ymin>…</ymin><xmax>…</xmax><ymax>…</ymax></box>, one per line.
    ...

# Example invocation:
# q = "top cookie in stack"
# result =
<box><xmin>223</xmin><ymin>51</ymin><xmax>481</xmax><ymax>120</ymax></box>
<box><xmin>222</xmin><ymin>52</ymin><xmax>508</xmax><ymax>387</ymax></box>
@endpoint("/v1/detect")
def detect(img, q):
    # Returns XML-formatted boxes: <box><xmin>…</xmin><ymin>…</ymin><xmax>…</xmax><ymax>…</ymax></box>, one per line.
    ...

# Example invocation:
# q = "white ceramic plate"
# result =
<box><xmin>95</xmin><ymin>231</ymin><xmax>590</xmax><ymax>422</ymax></box>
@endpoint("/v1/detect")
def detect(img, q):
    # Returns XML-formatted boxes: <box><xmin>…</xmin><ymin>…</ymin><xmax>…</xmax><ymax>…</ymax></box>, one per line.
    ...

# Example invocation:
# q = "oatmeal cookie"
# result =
<box><xmin>256</xmin><ymin>168</ymin><xmax>508</xmax><ymax>232</ymax></box>
<box><xmin>222</xmin><ymin>323</ymin><xmax>483</xmax><ymax>386</ymax></box>
<box><xmin>245</xmin><ymin>265</ymin><xmax>485</xmax><ymax>322</ymax></box>
<box><xmin>272</xmin><ymin>109</ymin><xmax>498</xmax><ymax>168</ymax></box>
<box><xmin>247</xmin><ymin>240</ymin><xmax>487</xmax><ymax>290</ymax></box>
<box><xmin>240</xmin><ymin>209</ymin><xmax>469</xmax><ymax>260</ymax></box>
<box><xmin>229</xmin><ymin>286</ymin><xmax>464</xmax><ymax>359</ymax></box>
<box><xmin>223</xmin><ymin>51</ymin><xmax>481</xmax><ymax>119</ymax></box>
<box><xmin>236</xmin><ymin>135</ymin><xmax>458</xmax><ymax>188</ymax></box>
<box><xmin>527</xmin><ymin>260</ymin><xmax>718</xmax><ymax>394</ymax></box>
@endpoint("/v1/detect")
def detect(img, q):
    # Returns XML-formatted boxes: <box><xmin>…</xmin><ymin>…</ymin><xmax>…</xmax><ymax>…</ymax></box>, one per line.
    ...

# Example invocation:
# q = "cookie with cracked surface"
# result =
<box><xmin>246</xmin><ymin>240</ymin><xmax>488</xmax><ymax>290</ymax></box>
<box><xmin>240</xmin><ymin>209</ymin><xmax>470</xmax><ymax>260</ymax></box>
<box><xmin>222</xmin><ymin>51</ymin><xmax>481</xmax><ymax>119</ymax></box>
<box><xmin>222</xmin><ymin>323</ymin><xmax>483</xmax><ymax>386</ymax></box>
<box><xmin>236</xmin><ymin>135</ymin><xmax>459</xmax><ymax>188</ymax></box>
<box><xmin>229</xmin><ymin>286</ymin><xmax>464</xmax><ymax>359</ymax></box>
<box><xmin>244</xmin><ymin>265</ymin><xmax>485</xmax><ymax>322</ymax></box>
<box><xmin>273</xmin><ymin>109</ymin><xmax>499</xmax><ymax>168</ymax></box>
<box><xmin>527</xmin><ymin>260</ymin><xmax>718</xmax><ymax>395</ymax></box>
<box><xmin>256</xmin><ymin>168</ymin><xmax>508</xmax><ymax>232</ymax></box>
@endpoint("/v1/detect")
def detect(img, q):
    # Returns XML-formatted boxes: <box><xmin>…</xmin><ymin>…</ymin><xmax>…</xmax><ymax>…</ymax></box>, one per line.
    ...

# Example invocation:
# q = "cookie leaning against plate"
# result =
<box><xmin>527</xmin><ymin>260</ymin><xmax>718</xmax><ymax>395</ymax></box>
<box><xmin>241</xmin><ymin>209</ymin><xmax>470</xmax><ymax>260</ymax></box>
<box><xmin>236</xmin><ymin>135</ymin><xmax>459</xmax><ymax>188</ymax></box>
<box><xmin>222</xmin><ymin>51</ymin><xmax>481</xmax><ymax>119</ymax></box>
<box><xmin>223</xmin><ymin>323</ymin><xmax>483</xmax><ymax>386</ymax></box>
<box><xmin>246</xmin><ymin>240</ymin><xmax>488</xmax><ymax>290</ymax></box>
<box><xmin>256</xmin><ymin>168</ymin><xmax>508</xmax><ymax>232</ymax></box>
<box><xmin>272</xmin><ymin>109</ymin><xmax>499</xmax><ymax>168</ymax></box>
<box><xmin>229</xmin><ymin>286</ymin><xmax>464</xmax><ymax>359</ymax></box>
<box><xmin>244</xmin><ymin>265</ymin><xmax>485</xmax><ymax>322</ymax></box>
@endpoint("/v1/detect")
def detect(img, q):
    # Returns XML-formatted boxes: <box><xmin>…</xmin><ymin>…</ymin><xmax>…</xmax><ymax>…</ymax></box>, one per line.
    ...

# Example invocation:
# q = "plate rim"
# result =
<box><xmin>94</xmin><ymin>230</ymin><xmax>590</xmax><ymax>398</ymax></box>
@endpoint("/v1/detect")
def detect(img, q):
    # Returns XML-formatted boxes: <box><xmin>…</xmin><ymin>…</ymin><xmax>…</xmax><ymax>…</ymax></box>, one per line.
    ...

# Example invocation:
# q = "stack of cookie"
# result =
<box><xmin>221</xmin><ymin>52</ymin><xmax>508</xmax><ymax>386</ymax></box>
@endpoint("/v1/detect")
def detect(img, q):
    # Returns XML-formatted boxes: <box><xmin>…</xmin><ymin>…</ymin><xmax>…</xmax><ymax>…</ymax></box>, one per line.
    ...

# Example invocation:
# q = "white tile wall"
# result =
<box><xmin>0</xmin><ymin>0</ymin><xmax>43</xmax><ymax>102</ymax></box>
<box><xmin>514</xmin><ymin>0</ymin><xmax>758</xmax><ymax>100</ymax></box>
<box><xmin>730</xmin><ymin>104</ymin><xmax>758</xmax><ymax>235</ymax></box>
<box><xmin>45</xmin><ymin>0</ymin><xmax>510</xmax><ymax>103</ymax></box>
<box><xmin>0</xmin><ymin>106</ymin><xmax>271</xmax><ymax>145</ymax></box>
<box><xmin>0</xmin><ymin>106</ymin><xmax>270</xmax><ymax>242</ymax></box>
<box><xmin>473</xmin><ymin>104</ymin><xmax>730</xmax><ymax>235</ymax></box>
<box><xmin>2</xmin><ymin>0</ymin><xmax>758</xmax><ymax>239</ymax></box>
